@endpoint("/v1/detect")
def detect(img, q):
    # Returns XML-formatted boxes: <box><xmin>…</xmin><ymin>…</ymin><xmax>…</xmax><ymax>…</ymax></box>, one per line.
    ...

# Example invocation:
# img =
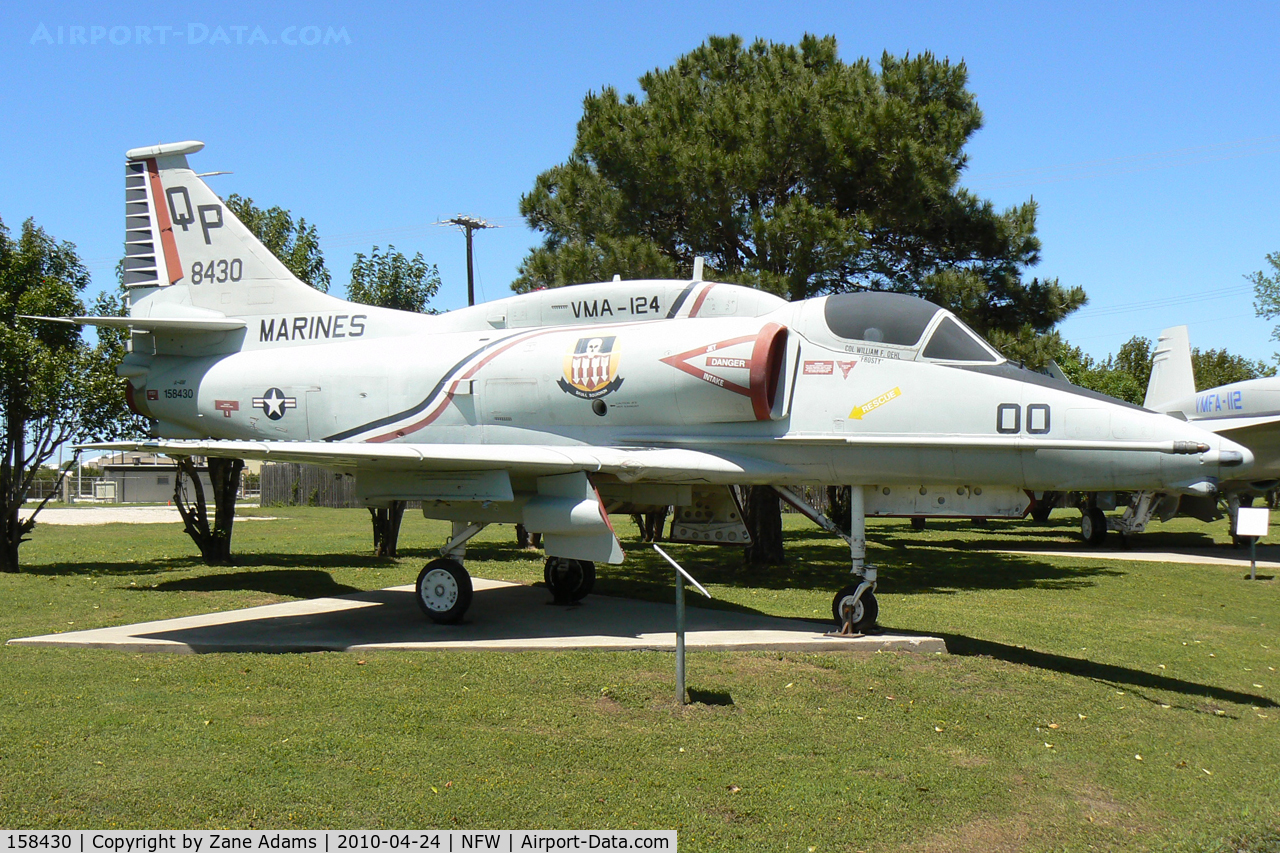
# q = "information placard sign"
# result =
<box><xmin>1236</xmin><ymin>506</ymin><xmax>1269</xmax><ymax>538</ymax></box>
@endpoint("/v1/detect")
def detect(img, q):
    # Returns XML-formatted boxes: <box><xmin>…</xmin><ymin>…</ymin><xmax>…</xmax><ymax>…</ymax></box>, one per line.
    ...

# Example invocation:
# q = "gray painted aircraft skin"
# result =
<box><xmin>47</xmin><ymin>141</ymin><xmax>1255</xmax><ymax>626</ymax></box>
<box><xmin>1146</xmin><ymin>325</ymin><xmax>1280</xmax><ymax>489</ymax></box>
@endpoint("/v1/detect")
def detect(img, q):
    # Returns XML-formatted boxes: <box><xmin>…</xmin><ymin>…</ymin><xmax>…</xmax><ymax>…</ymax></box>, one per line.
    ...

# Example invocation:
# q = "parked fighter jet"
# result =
<box><xmin>1145</xmin><ymin>325</ymin><xmax>1280</xmax><ymax>483</ymax></box>
<box><xmin>42</xmin><ymin>142</ymin><xmax>1255</xmax><ymax>628</ymax></box>
<box><xmin>1077</xmin><ymin>326</ymin><xmax>1280</xmax><ymax>543</ymax></box>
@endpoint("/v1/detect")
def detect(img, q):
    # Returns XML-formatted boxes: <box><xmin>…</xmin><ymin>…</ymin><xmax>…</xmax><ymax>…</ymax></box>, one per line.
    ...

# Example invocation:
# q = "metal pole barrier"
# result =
<box><xmin>653</xmin><ymin>545</ymin><xmax>711</xmax><ymax>706</ymax></box>
<box><xmin>675</xmin><ymin>570</ymin><xmax>685</xmax><ymax>704</ymax></box>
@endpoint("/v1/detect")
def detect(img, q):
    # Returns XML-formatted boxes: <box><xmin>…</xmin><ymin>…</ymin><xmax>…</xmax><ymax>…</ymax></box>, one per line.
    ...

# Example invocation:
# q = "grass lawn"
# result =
<box><xmin>0</xmin><ymin>505</ymin><xmax>1277</xmax><ymax>851</ymax></box>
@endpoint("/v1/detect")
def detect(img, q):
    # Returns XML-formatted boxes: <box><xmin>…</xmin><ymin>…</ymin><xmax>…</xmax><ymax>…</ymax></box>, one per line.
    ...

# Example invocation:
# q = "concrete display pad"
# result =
<box><xmin>8</xmin><ymin>579</ymin><xmax>946</xmax><ymax>654</ymax></box>
<box><xmin>1000</xmin><ymin>547</ymin><xmax>1280</xmax><ymax>570</ymax></box>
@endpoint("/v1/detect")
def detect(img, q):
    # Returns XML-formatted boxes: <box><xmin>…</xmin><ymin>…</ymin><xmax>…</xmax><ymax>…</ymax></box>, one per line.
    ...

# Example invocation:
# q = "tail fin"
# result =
<box><xmin>124</xmin><ymin>141</ymin><xmax>340</xmax><ymax>319</ymax></box>
<box><xmin>1144</xmin><ymin>326</ymin><xmax>1196</xmax><ymax>410</ymax></box>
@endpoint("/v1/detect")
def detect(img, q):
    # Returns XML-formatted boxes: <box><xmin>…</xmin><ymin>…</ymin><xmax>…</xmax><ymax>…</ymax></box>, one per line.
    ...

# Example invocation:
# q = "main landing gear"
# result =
<box><xmin>415</xmin><ymin>521</ymin><xmax>599</xmax><ymax>623</ymax></box>
<box><xmin>544</xmin><ymin>556</ymin><xmax>596</xmax><ymax>604</ymax></box>
<box><xmin>416</xmin><ymin>521</ymin><xmax>487</xmax><ymax>624</ymax></box>
<box><xmin>416</xmin><ymin>558</ymin><xmax>472</xmax><ymax>624</ymax></box>
<box><xmin>775</xmin><ymin>485</ymin><xmax>879</xmax><ymax>634</ymax></box>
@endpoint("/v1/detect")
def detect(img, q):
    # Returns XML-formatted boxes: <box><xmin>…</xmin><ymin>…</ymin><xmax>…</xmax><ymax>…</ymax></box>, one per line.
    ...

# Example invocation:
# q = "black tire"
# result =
<box><xmin>831</xmin><ymin>585</ymin><xmax>878</xmax><ymax>631</ymax></box>
<box><xmin>416</xmin><ymin>558</ymin><xmax>472</xmax><ymax>624</ymax></box>
<box><xmin>910</xmin><ymin>516</ymin><xmax>927</xmax><ymax>531</ymax></box>
<box><xmin>544</xmin><ymin>557</ymin><xmax>596</xmax><ymax>603</ymax></box>
<box><xmin>1080</xmin><ymin>507</ymin><xmax>1108</xmax><ymax>546</ymax></box>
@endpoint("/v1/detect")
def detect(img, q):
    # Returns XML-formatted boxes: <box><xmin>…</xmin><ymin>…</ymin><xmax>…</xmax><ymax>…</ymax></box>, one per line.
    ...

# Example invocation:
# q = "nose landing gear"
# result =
<box><xmin>832</xmin><ymin>572</ymin><xmax>879</xmax><ymax>635</ymax></box>
<box><xmin>775</xmin><ymin>485</ymin><xmax>881</xmax><ymax>633</ymax></box>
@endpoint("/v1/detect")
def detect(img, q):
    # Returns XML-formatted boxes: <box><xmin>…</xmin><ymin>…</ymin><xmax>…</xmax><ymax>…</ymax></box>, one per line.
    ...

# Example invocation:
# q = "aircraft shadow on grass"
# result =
<box><xmin>924</xmin><ymin>630</ymin><xmax>1278</xmax><ymax>711</ymax></box>
<box><xmin>63</xmin><ymin>521</ymin><xmax>1265</xmax><ymax>711</ymax></box>
<box><xmin>126</xmin><ymin>579</ymin><xmax>1275</xmax><ymax>712</ymax></box>
<box><xmin>552</xmin><ymin>537</ymin><xmax>1126</xmax><ymax>598</ymax></box>
<box><xmin>142</xmin><ymin>569</ymin><xmax>362</xmax><ymax>599</ymax></box>
<box><xmin>26</xmin><ymin>550</ymin><xmax>406</xmax><ymax>579</ymax></box>
<box><xmin>133</xmin><ymin>581</ymin><xmax>822</xmax><ymax>651</ymax></box>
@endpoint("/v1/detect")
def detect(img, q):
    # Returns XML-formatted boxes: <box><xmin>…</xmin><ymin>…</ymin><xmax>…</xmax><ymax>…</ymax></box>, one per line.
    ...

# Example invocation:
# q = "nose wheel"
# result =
<box><xmin>416</xmin><ymin>558</ymin><xmax>473</xmax><ymax>624</ymax></box>
<box><xmin>832</xmin><ymin>584</ymin><xmax>879</xmax><ymax>633</ymax></box>
<box><xmin>544</xmin><ymin>556</ymin><xmax>595</xmax><ymax>604</ymax></box>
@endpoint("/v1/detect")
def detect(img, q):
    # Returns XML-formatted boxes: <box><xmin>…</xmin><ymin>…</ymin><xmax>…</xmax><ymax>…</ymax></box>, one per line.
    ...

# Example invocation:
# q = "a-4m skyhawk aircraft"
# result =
<box><xmin>43</xmin><ymin>141</ymin><xmax>1254</xmax><ymax>630</ymax></box>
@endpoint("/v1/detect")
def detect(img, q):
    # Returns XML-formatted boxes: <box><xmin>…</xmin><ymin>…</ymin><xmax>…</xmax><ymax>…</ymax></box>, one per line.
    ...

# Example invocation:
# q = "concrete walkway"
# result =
<box><xmin>19</xmin><ymin>506</ymin><xmax>273</xmax><ymax>525</ymax></box>
<box><xmin>7</xmin><ymin>579</ymin><xmax>946</xmax><ymax>654</ymax></box>
<box><xmin>1000</xmin><ymin>547</ymin><xmax>1280</xmax><ymax>571</ymax></box>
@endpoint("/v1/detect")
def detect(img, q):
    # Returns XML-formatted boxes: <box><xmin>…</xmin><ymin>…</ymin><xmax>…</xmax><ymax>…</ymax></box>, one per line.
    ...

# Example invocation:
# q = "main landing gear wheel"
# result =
<box><xmin>544</xmin><ymin>557</ymin><xmax>595</xmax><ymax>604</ymax></box>
<box><xmin>1080</xmin><ymin>507</ymin><xmax>1108</xmax><ymax>547</ymax></box>
<box><xmin>416</xmin><ymin>558</ymin><xmax>473</xmax><ymax>624</ymax></box>
<box><xmin>832</xmin><ymin>585</ymin><xmax>879</xmax><ymax>633</ymax></box>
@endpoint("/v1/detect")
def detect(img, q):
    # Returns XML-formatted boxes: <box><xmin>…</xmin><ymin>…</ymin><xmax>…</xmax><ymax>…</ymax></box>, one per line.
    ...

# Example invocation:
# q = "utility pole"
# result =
<box><xmin>442</xmin><ymin>215</ymin><xmax>496</xmax><ymax>306</ymax></box>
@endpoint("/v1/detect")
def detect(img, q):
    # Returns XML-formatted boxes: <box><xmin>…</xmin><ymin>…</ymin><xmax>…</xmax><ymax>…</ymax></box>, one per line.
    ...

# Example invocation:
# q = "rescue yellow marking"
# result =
<box><xmin>849</xmin><ymin>386</ymin><xmax>902</xmax><ymax>420</ymax></box>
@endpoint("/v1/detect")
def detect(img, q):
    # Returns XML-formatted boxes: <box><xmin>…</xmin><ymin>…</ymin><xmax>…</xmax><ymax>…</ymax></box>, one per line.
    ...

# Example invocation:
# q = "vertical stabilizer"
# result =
<box><xmin>123</xmin><ymin>140</ymin><xmax>344</xmax><ymax>320</ymax></box>
<box><xmin>1144</xmin><ymin>326</ymin><xmax>1196</xmax><ymax>410</ymax></box>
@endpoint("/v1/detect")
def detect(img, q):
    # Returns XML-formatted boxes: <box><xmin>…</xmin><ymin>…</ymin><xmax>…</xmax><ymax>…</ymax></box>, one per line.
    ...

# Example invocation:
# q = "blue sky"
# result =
<box><xmin>4</xmin><ymin>1</ymin><xmax>1280</xmax><ymax>364</ymax></box>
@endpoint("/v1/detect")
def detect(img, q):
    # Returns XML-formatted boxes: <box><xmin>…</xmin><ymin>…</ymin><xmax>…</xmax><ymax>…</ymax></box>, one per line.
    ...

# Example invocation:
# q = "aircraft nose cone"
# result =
<box><xmin>1218</xmin><ymin>450</ymin><xmax>1246</xmax><ymax>468</ymax></box>
<box><xmin>1205</xmin><ymin>436</ymin><xmax>1253</xmax><ymax>474</ymax></box>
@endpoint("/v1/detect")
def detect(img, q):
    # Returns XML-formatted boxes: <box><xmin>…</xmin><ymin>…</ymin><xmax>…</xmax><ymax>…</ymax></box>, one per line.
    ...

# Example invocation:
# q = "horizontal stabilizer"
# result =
<box><xmin>23</xmin><ymin>315</ymin><xmax>247</xmax><ymax>333</ymax></box>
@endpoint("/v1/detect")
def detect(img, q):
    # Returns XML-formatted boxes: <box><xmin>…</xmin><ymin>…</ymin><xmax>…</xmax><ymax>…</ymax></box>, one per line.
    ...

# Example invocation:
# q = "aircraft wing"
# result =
<box><xmin>1192</xmin><ymin>414</ymin><xmax>1280</xmax><ymax>434</ymax></box>
<box><xmin>79</xmin><ymin>439</ymin><xmax>790</xmax><ymax>483</ymax></box>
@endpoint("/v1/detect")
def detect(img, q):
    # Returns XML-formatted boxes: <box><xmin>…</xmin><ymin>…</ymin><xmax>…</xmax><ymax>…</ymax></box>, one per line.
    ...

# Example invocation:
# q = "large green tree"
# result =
<box><xmin>347</xmin><ymin>245</ymin><xmax>440</xmax><ymax>314</ymax></box>
<box><xmin>168</xmin><ymin>194</ymin><xmax>330</xmax><ymax>561</ymax></box>
<box><xmin>1193</xmin><ymin>346</ymin><xmax>1275</xmax><ymax>389</ymax></box>
<box><xmin>1250</xmin><ymin>251</ymin><xmax>1280</xmax><ymax>349</ymax></box>
<box><xmin>1056</xmin><ymin>336</ymin><xmax>1274</xmax><ymax>406</ymax></box>
<box><xmin>515</xmin><ymin>35</ymin><xmax>1082</xmax><ymax>350</ymax></box>
<box><xmin>1</xmin><ymin>218</ymin><xmax>131</xmax><ymax>572</ymax></box>
<box><xmin>1055</xmin><ymin>337</ymin><xmax>1152</xmax><ymax>405</ymax></box>
<box><xmin>225</xmin><ymin>194</ymin><xmax>330</xmax><ymax>292</ymax></box>
<box><xmin>516</xmin><ymin>34</ymin><xmax>1083</xmax><ymax>563</ymax></box>
<box><xmin>346</xmin><ymin>245</ymin><xmax>440</xmax><ymax>557</ymax></box>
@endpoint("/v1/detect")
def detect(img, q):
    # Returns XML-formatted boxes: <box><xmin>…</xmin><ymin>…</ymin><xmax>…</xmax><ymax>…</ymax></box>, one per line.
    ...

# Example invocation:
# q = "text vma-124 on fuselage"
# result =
<box><xmin>42</xmin><ymin>141</ymin><xmax>1253</xmax><ymax>629</ymax></box>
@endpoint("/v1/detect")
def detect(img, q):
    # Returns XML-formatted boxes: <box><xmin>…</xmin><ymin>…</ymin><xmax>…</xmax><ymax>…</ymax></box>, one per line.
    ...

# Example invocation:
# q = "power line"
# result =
<box><xmin>1071</xmin><ymin>283</ymin><xmax>1256</xmax><ymax>319</ymax></box>
<box><xmin>438</xmin><ymin>215</ymin><xmax>499</xmax><ymax>306</ymax></box>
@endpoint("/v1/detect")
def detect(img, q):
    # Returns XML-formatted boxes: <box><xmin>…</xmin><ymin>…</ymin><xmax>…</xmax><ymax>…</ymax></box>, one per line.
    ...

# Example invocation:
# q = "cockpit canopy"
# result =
<box><xmin>818</xmin><ymin>291</ymin><xmax>1002</xmax><ymax>363</ymax></box>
